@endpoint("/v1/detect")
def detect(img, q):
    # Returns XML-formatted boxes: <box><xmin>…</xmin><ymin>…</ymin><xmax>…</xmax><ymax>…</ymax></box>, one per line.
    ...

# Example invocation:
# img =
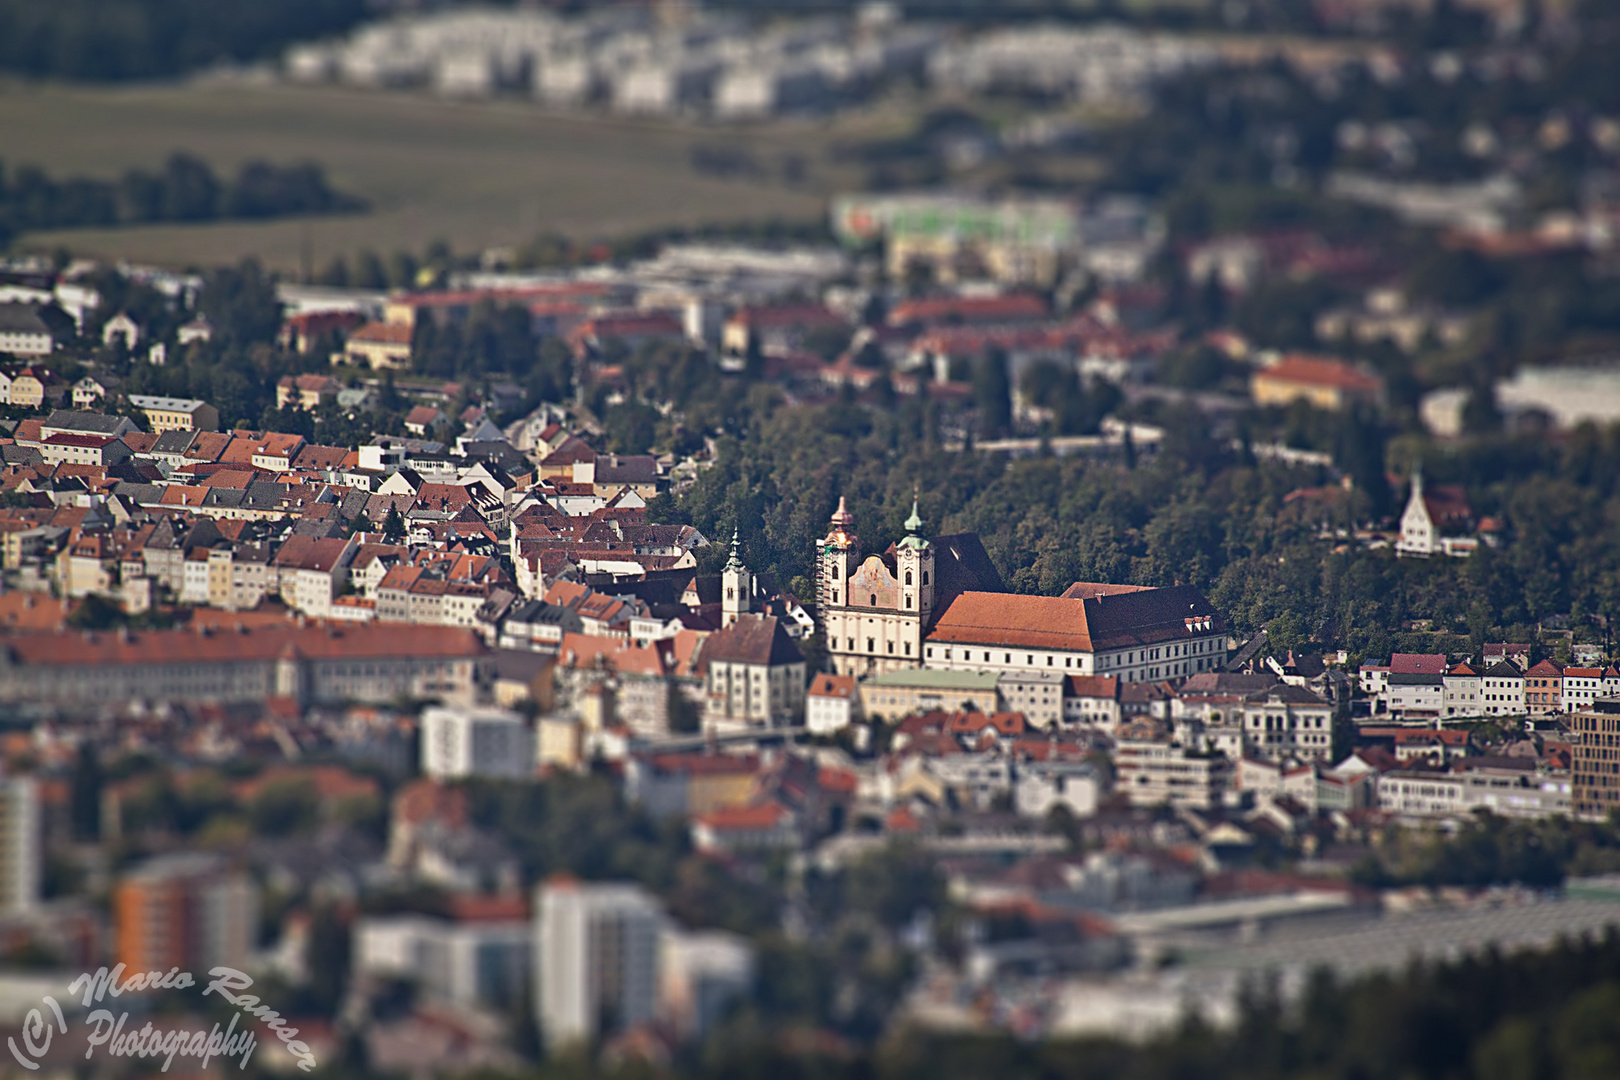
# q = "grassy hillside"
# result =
<box><xmin>0</xmin><ymin>80</ymin><xmax>875</xmax><ymax>271</ymax></box>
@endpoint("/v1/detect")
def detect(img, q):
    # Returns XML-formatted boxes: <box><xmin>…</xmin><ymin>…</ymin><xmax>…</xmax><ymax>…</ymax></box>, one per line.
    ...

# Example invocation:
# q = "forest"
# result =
<box><xmin>0</xmin><ymin>154</ymin><xmax>364</xmax><ymax>246</ymax></box>
<box><xmin>0</xmin><ymin>0</ymin><xmax>366</xmax><ymax>81</ymax></box>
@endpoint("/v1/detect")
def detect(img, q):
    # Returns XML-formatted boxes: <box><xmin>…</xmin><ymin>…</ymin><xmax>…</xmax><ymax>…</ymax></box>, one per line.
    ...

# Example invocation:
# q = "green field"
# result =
<box><xmin>0</xmin><ymin>79</ymin><xmax>892</xmax><ymax>272</ymax></box>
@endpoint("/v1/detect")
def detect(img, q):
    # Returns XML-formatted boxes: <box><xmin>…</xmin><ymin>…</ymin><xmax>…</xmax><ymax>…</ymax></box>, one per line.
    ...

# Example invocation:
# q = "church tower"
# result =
<box><xmin>722</xmin><ymin>529</ymin><xmax>752</xmax><ymax>627</ymax></box>
<box><xmin>894</xmin><ymin>496</ymin><xmax>936</xmax><ymax>625</ymax></box>
<box><xmin>818</xmin><ymin>497</ymin><xmax>860</xmax><ymax>613</ymax></box>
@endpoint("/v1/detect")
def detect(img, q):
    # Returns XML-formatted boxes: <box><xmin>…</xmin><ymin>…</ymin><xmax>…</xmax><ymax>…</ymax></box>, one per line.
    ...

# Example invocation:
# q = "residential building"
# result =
<box><xmin>355</xmin><ymin>902</ymin><xmax>531</xmax><ymax>1011</ymax></box>
<box><xmin>660</xmin><ymin>930</ymin><xmax>754</xmax><ymax>1042</ymax></box>
<box><xmin>1015</xmin><ymin>759</ymin><xmax>1102</xmax><ymax>818</ymax></box>
<box><xmin>1385</xmin><ymin>673</ymin><xmax>1445</xmax><ymax>720</ymax></box>
<box><xmin>1250</xmin><ymin>354</ymin><xmax>1384</xmax><ymax>412</ymax></box>
<box><xmin>342</xmin><ymin>322</ymin><xmax>414</xmax><ymax>369</ymax></box>
<box><xmin>114</xmin><ymin>853</ymin><xmax>257</xmax><ymax>973</ymax></box>
<box><xmin>1443</xmin><ymin>662</ymin><xmax>1482</xmax><ymax>717</ymax></box>
<box><xmin>1241</xmin><ymin>684</ymin><xmax>1336</xmax><ymax>760</ymax></box>
<box><xmin>421</xmin><ymin>705</ymin><xmax>535</xmax><ymax>780</ymax></box>
<box><xmin>535</xmin><ymin>879</ymin><xmax>663</xmax><ymax>1051</ymax></box>
<box><xmin>859</xmin><ymin>668</ymin><xmax>1000</xmax><ymax>720</ymax></box>
<box><xmin>1063</xmin><ymin>674</ymin><xmax>1121</xmax><ymax>729</ymax></box>
<box><xmin>273</xmin><ymin>535</ymin><xmax>356</xmax><ymax>619</ymax></box>
<box><xmin>127</xmin><ymin>395</ymin><xmax>220</xmax><ymax>433</ymax></box>
<box><xmin>102</xmin><ymin>312</ymin><xmax>141</xmax><ymax>348</ymax></box>
<box><xmin>0</xmin><ymin>303</ymin><xmax>72</xmax><ymax>358</ymax></box>
<box><xmin>1525</xmin><ymin>659</ymin><xmax>1564</xmax><ymax>716</ymax></box>
<box><xmin>277</xmin><ymin>374</ymin><xmax>343</xmax><ymax>410</ymax></box>
<box><xmin>1114</xmin><ymin>738</ymin><xmax>1231</xmax><ymax>809</ymax></box>
<box><xmin>1563</xmin><ymin>667</ymin><xmax>1606</xmax><ymax>713</ymax></box>
<box><xmin>1573</xmin><ymin>699</ymin><xmax>1620</xmax><ymax>818</ymax></box>
<box><xmin>0</xmin><ymin>776</ymin><xmax>39</xmax><ymax>914</ymax></box>
<box><xmin>9</xmin><ymin>366</ymin><xmax>61</xmax><ymax>408</ymax></box>
<box><xmin>1480</xmin><ymin>661</ymin><xmax>1526</xmax><ymax>716</ymax></box>
<box><xmin>0</xmin><ymin>623</ymin><xmax>487</xmax><ymax>707</ymax></box>
<box><xmin>805</xmin><ymin>673</ymin><xmax>859</xmax><ymax>735</ymax></box>
<box><xmin>1378</xmin><ymin>768</ymin><xmax>1466</xmax><ymax>819</ymax></box>
<box><xmin>691</xmin><ymin>802</ymin><xmax>798</xmax><ymax>854</ymax></box>
<box><xmin>997</xmin><ymin>669</ymin><xmax>1066</xmax><ymax>728</ymax></box>
<box><xmin>699</xmin><ymin>613</ymin><xmax>806</xmax><ymax>729</ymax></box>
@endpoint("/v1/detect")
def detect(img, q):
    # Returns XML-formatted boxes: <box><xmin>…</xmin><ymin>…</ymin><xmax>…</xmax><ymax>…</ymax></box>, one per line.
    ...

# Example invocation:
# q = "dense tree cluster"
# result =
<box><xmin>0</xmin><ymin>0</ymin><xmax>365</xmax><ymax>81</ymax></box>
<box><xmin>0</xmin><ymin>154</ymin><xmax>364</xmax><ymax>246</ymax></box>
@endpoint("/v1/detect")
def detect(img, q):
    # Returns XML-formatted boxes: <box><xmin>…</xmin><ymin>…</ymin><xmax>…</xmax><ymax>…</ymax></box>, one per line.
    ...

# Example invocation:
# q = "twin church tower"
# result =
<box><xmin>817</xmin><ymin>496</ymin><xmax>938</xmax><ymax>676</ymax></box>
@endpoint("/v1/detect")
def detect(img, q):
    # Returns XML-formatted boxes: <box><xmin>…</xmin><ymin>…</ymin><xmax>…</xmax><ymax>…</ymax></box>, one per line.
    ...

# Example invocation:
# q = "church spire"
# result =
<box><xmin>905</xmin><ymin>493</ymin><xmax>923</xmax><ymax>535</ymax></box>
<box><xmin>725</xmin><ymin>527</ymin><xmax>744</xmax><ymax>571</ymax></box>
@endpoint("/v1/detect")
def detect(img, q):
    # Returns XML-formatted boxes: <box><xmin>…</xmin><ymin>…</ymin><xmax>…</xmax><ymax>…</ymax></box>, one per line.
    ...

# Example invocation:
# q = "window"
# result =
<box><xmin>870</xmin><ymin>594</ymin><xmax>877</xmax><ymax>606</ymax></box>
<box><xmin>922</xmin><ymin>571</ymin><xmax>930</xmax><ymax>585</ymax></box>
<box><xmin>887</xmin><ymin>641</ymin><xmax>895</xmax><ymax>654</ymax></box>
<box><xmin>904</xmin><ymin>595</ymin><xmax>912</xmax><ymax>609</ymax></box>
<box><xmin>867</xmin><ymin>638</ymin><xmax>875</xmax><ymax>653</ymax></box>
<box><xmin>905</xmin><ymin>570</ymin><xmax>913</xmax><ymax>585</ymax></box>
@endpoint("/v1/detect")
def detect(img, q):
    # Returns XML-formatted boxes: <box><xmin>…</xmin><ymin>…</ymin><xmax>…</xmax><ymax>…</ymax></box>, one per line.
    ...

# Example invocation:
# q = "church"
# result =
<box><xmin>816</xmin><ymin>497</ymin><xmax>1228</xmax><ymax>682</ymax></box>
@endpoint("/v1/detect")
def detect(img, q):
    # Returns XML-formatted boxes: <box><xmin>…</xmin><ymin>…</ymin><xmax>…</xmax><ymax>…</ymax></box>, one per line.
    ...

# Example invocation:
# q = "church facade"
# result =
<box><xmin>815</xmin><ymin>497</ymin><xmax>1227</xmax><ymax>682</ymax></box>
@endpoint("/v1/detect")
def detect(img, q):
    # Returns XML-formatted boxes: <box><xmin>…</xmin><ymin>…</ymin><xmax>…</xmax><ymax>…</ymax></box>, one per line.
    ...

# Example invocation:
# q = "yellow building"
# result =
<box><xmin>1251</xmin><ymin>355</ymin><xmax>1384</xmax><ymax>412</ymax></box>
<box><xmin>127</xmin><ymin>394</ymin><xmax>220</xmax><ymax>433</ymax></box>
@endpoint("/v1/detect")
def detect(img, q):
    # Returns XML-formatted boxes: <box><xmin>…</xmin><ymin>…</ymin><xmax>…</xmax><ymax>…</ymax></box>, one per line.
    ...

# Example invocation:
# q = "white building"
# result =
<box><xmin>421</xmin><ymin>705</ymin><xmax>535</xmax><ymax>780</ymax></box>
<box><xmin>1442</xmin><ymin>662</ymin><xmax>1482</xmax><ymax>718</ymax></box>
<box><xmin>805</xmin><ymin>672</ymin><xmax>859</xmax><ymax>735</ymax></box>
<box><xmin>1114</xmin><ymin>739</ymin><xmax>1231</xmax><ymax>810</ymax></box>
<box><xmin>536</xmin><ymin>880</ymin><xmax>663</xmax><ymax>1051</ymax></box>
<box><xmin>355</xmin><ymin>912</ymin><xmax>532</xmax><ymax>1010</ymax></box>
<box><xmin>1015</xmin><ymin>759</ymin><xmax>1102</xmax><ymax>818</ymax></box>
<box><xmin>0</xmin><ymin>776</ymin><xmax>39</xmax><ymax>914</ymax></box>
<box><xmin>1480</xmin><ymin>661</ymin><xmax>1526</xmax><ymax>716</ymax></box>
<box><xmin>660</xmin><ymin>929</ymin><xmax>754</xmax><ymax>1040</ymax></box>
<box><xmin>1240</xmin><ymin>685</ymin><xmax>1335</xmax><ymax>761</ymax></box>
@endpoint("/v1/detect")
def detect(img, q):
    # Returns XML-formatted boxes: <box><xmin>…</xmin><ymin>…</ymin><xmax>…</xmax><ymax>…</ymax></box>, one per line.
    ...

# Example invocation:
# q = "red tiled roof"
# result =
<box><xmin>1256</xmin><ymin>355</ymin><xmax>1383</xmax><ymax>395</ymax></box>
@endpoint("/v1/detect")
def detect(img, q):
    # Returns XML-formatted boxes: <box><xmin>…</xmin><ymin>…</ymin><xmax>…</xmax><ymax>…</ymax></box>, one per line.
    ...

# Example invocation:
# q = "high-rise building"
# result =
<box><xmin>0</xmin><ymin>775</ymin><xmax>40</xmax><ymax>914</ymax></box>
<box><xmin>535</xmin><ymin>879</ymin><xmax>663</xmax><ymax>1051</ymax></box>
<box><xmin>1572</xmin><ymin>699</ymin><xmax>1620</xmax><ymax>818</ymax></box>
<box><xmin>420</xmin><ymin>705</ymin><xmax>535</xmax><ymax>780</ymax></box>
<box><xmin>113</xmin><ymin>854</ymin><xmax>257</xmax><ymax>973</ymax></box>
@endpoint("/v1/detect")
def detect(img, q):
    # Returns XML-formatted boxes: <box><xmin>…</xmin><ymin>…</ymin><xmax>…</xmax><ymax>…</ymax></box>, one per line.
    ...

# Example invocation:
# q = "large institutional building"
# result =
<box><xmin>818</xmin><ymin>498</ymin><xmax>1227</xmax><ymax>682</ymax></box>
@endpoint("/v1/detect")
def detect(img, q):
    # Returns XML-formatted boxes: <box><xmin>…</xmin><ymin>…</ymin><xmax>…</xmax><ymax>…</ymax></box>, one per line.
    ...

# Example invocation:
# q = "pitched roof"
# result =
<box><xmin>808</xmin><ymin>673</ymin><xmax>857</xmax><ymax>700</ymax></box>
<box><xmin>699</xmin><ymin>614</ymin><xmax>803</xmax><ymax>667</ymax></box>
<box><xmin>1255</xmin><ymin>355</ymin><xmax>1383</xmax><ymax>395</ymax></box>
<box><xmin>928</xmin><ymin>583</ymin><xmax>1221</xmax><ymax>653</ymax></box>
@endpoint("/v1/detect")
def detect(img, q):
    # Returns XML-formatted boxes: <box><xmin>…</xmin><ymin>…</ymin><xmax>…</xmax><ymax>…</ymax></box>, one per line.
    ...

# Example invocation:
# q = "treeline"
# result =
<box><xmin>0</xmin><ymin>154</ymin><xmax>365</xmax><ymax>244</ymax></box>
<box><xmin>0</xmin><ymin>0</ymin><xmax>365</xmax><ymax>81</ymax></box>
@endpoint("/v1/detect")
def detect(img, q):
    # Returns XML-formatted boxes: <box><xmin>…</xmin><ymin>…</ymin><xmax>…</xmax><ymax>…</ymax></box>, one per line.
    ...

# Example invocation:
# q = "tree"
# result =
<box><xmin>382</xmin><ymin>506</ymin><xmax>406</xmax><ymax>543</ymax></box>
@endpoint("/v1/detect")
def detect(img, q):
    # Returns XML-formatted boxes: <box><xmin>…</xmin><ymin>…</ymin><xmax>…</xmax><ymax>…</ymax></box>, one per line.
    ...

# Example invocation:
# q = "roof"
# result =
<box><xmin>1389</xmin><ymin>653</ymin><xmax>1448</xmax><ymax>675</ymax></box>
<box><xmin>1244</xmin><ymin>684</ymin><xmax>1332</xmax><ymax>705</ymax></box>
<box><xmin>698</xmin><ymin>614</ymin><xmax>803</xmax><ymax>667</ymax></box>
<box><xmin>41</xmin><ymin>410</ymin><xmax>128</xmax><ymax>436</ymax></box>
<box><xmin>1254</xmin><ymin>355</ymin><xmax>1383</xmax><ymax>395</ymax></box>
<box><xmin>127</xmin><ymin>394</ymin><xmax>210</xmax><ymax>414</ymax></box>
<box><xmin>349</xmin><ymin>322</ymin><xmax>413</xmax><ymax>345</ymax></box>
<box><xmin>928</xmin><ymin>583</ymin><xmax>1221</xmax><ymax>653</ymax></box>
<box><xmin>808</xmin><ymin>673</ymin><xmax>857</xmax><ymax>700</ymax></box>
<box><xmin>1066</xmin><ymin>674</ymin><xmax>1119</xmax><ymax>698</ymax></box>
<box><xmin>0</xmin><ymin>623</ymin><xmax>485</xmax><ymax>668</ymax></box>
<box><xmin>863</xmin><ymin>668</ymin><xmax>1001</xmax><ymax>691</ymax></box>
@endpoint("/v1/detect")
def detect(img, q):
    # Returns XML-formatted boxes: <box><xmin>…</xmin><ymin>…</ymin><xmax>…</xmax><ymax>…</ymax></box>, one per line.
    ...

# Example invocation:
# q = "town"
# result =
<box><xmin>0</xmin><ymin>231</ymin><xmax>1619</xmax><ymax>1071</ymax></box>
<box><xmin>9</xmin><ymin>0</ymin><xmax>1620</xmax><ymax>1075</ymax></box>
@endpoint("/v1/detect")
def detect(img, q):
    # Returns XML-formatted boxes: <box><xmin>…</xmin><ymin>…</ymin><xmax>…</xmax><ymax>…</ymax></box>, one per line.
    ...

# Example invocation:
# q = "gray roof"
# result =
<box><xmin>1244</xmin><ymin>684</ymin><xmax>1332</xmax><ymax>706</ymax></box>
<box><xmin>0</xmin><ymin>303</ymin><xmax>56</xmax><ymax>335</ymax></box>
<box><xmin>42</xmin><ymin>409</ymin><xmax>128</xmax><ymax>436</ymax></box>
<box><xmin>1388</xmin><ymin>672</ymin><xmax>1445</xmax><ymax>686</ymax></box>
<box><xmin>149</xmin><ymin>430</ymin><xmax>198</xmax><ymax>457</ymax></box>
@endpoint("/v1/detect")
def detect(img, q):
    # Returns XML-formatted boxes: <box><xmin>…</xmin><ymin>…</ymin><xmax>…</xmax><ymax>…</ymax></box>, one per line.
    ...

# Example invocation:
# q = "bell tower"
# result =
<box><xmin>722</xmin><ymin>529</ymin><xmax>752</xmax><ymax>628</ymax></box>
<box><xmin>818</xmin><ymin>497</ymin><xmax>860</xmax><ymax>613</ymax></box>
<box><xmin>894</xmin><ymin>495</ymin><xmax>935</xmax><ymax>627</ymax></box>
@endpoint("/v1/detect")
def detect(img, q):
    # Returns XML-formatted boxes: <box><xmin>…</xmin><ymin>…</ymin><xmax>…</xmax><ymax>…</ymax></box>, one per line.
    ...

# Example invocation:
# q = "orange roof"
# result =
<box><xmin>1</xmin><ymin>623</ymin><xmax>484</xmax><ymax>668</ymax></box>
<box><xmin>929</xmin><ymin>592</ymin><xmax>1093</xmax><ymax>651</ymax></box>
<box><xmin>1256</xmin><ymin>355</ymin><xmax>1383</xmax><ymax>395</ymax></box>
<box><xmin>350</xmin><ymin>322</ymin><xmax>413</xmax><ymax>345</ymax></box>
<box><xmin>808</xmin><ymin>672</ymin><xmax>857</xmax><ymax>700</ymax></box>
<box><xmin>696</xmin><ymin>801</ymin><xmax>789</xmax><ymax>830</ymax></box>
